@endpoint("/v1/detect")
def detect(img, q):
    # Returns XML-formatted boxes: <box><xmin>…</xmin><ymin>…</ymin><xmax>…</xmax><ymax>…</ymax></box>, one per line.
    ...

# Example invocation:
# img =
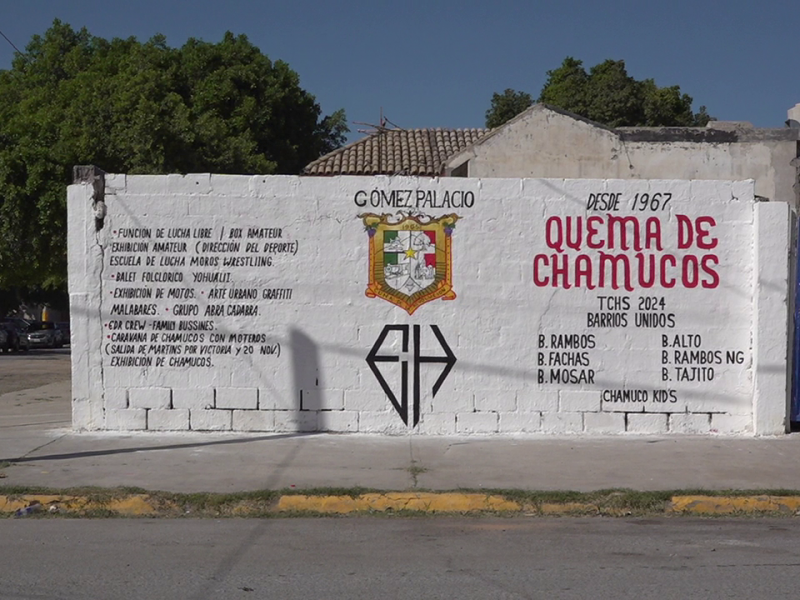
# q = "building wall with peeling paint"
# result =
<box><xmin>67</xmin><ymin>174</ymin><xmax>790</xmax><ymax>435</ymax></box>
<box><xmin>445</xmin><ymin>105</ymin><xmax>800</xmax><ymax>207</ymax></box>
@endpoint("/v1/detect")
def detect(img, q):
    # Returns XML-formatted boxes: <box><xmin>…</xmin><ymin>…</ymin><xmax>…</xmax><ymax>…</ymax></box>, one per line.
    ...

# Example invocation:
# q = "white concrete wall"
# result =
<box><xmin>67</xmin><ymin>175</ymin><xmax>790</xmax><ymax>435</ymax></box>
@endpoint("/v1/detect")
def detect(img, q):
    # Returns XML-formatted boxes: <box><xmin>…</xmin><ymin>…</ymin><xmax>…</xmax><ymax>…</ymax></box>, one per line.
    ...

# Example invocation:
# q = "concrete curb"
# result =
<box><xmin>0</xmin><ymin>494</ymin><xmax>162</xmax><ymax>516</ymax></box>
<box><xmin>3</xmin><ymin>492</ymin><xmax>800</xmax><ymax>517</ymax></box>
<box><xmin>667</xmin><ymin>495</ymin><xmax>800</xmax><ymax>515</ymax></box>
<box><xmin>276</xmin><ymin>493</ymin><xmax>521</xmax><ymax>514</ymax></box>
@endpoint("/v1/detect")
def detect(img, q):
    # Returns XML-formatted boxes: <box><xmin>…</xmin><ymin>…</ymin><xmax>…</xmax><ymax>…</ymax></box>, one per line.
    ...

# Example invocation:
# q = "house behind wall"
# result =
<box><xmin>443</xmin><ymin>104</ymin><xmax>800</xmax><ymax>208</ymax></box>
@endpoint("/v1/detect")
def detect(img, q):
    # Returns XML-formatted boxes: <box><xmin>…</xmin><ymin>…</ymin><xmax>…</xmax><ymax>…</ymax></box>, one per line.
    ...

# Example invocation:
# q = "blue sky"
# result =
<box><xmin>1</xmin><ymin>0</ymin><xmax>796</xmax><ymax>141</ymax></box>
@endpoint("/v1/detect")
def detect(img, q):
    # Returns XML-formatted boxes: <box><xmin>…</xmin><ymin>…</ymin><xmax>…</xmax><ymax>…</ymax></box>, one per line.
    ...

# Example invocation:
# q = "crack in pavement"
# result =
<box><xmin>6</xmin><ymin>433</ymin><xmax>67</xmax><ymax>463</ymax></box>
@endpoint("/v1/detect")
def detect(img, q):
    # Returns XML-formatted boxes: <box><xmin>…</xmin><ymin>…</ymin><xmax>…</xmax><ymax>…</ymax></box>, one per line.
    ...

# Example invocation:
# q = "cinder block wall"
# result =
<box><xmin>67</xmin><ymin>175</ymin><xmax>789</xmax><ymax>435</ymax></box>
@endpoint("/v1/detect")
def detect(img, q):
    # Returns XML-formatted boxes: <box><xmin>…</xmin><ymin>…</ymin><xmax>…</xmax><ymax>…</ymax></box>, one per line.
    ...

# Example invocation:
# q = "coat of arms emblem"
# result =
<box><xmin>359</xmin><ymin>212</ymin><xmax>460</xmax><ymax>314</ymax></box>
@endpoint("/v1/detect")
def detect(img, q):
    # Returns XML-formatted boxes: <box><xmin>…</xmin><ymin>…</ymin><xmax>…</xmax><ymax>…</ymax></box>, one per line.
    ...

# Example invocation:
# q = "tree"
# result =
<box><xmin>485</xmin><ymin>89</ymin><xmax>533</xmax><ymax>128</ymax></box>
<box><xmin>0</xmin><ymin>20</ymin><xmax>348</xmax><ymax>296</ymax></box>
<box><xmin>537</xmin><ymin>57</ymin><xmax>589</xmax><ymax>117</ymax></box>
<box><xmin>538</xmin><ymin>57</ymin><xmax>712</xmax><ymax>128</ymax></box>
<box><xmin>582</xmin><ymin>59</ymin><xmax>644</xmax><ymax>128</ymax></box>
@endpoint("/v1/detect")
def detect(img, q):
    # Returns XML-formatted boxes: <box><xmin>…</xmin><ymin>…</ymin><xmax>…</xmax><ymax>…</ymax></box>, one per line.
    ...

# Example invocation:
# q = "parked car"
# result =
<box><xmin>0</xmin><ymin>327</ymin><xmax>6</xmax><ymax>352</ymax></box>
<box><xmin>52</xmin><ymin>326</ymin><xmax>64</xmax><ymax>347</ymax></box>
<box><xmin>55</xmin><ymin>321</ymin><xmax>71</xmax><ymax>346</ymax></box>
<box><xmin>3</xmin><ymin>317</ymin><xmax>30</xmax><ymax>330</ymax></box>
<box><xmin>0</xmin><ymin>321</ymin><xmax>30</xmax><ymax>352</ymax></box>
<box><xmin>26</xmin><ymin>321</ymin><xmax>61</xmax><ymax>349</ymax></box>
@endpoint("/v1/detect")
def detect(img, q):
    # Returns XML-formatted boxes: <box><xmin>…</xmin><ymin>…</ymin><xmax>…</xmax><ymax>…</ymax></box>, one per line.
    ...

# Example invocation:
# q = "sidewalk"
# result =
<box><xmin>3</xmin><ymin>381</ymin><xmax>800</xmax><ymax>495</ymax></box>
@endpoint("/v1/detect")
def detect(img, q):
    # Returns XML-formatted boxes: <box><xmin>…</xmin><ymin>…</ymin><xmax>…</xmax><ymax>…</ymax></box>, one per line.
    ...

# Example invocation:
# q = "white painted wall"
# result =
<box><xmin>67</xmin><ymin>175</ymin><xmax>790</xmax><ymax>435</ymax></box>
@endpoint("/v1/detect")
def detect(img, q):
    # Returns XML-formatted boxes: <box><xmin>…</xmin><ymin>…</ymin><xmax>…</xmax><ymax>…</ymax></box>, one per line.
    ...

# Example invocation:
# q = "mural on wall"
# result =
<box><xmin>359</xmin><ymin>213</ymin><xmax>460</xmax><ymax>315</ymax></box>
<box><xmin>366</xmin><ymin>324</ymin><xmax>457</xmax><ymax>427</ymax></box>
<box><xmin>67</xmin><ymin>175</ymin><xmax>784</xmax><ymax>435</ymax></box>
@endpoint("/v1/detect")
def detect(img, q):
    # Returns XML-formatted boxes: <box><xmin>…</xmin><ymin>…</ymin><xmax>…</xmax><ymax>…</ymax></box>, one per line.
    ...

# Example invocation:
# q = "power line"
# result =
<box><xmin>0</xmin><ymin>28</ymin><xmax>23</xmax><ymax>55</ymax></box>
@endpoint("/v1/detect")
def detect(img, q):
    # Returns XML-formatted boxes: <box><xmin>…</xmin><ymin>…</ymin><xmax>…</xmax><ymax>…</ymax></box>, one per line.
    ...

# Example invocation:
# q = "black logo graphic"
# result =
<box><xmin>366</xmin><ymin>325</ymin><xmax>456</xmax><ymax>427</ymax></box>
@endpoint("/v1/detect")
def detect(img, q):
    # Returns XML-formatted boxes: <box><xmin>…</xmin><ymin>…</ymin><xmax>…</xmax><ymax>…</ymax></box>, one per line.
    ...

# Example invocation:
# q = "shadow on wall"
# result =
<box><xmin>290</xmin><ymin>327</ymin><xmax>325</xmax><ymax>432</ymax></box>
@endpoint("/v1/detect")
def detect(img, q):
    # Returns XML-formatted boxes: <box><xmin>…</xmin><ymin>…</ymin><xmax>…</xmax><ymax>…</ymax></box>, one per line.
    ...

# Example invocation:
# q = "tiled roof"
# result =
<box><xmin>303</xmin><ymin>128</ymin><xmax>491</xmax><ymax>176</ymax></box>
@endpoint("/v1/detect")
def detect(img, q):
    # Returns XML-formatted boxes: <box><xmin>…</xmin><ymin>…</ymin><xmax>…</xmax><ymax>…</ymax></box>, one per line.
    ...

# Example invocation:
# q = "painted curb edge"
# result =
<box><xmin>3</xmin><ymin>493</ymin><xmax>800</xmax><ymax>517</ymax></box>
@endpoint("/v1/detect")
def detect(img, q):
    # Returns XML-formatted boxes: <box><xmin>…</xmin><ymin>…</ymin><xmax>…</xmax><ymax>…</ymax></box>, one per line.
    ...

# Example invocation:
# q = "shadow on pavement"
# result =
<box><xmin>2</xmin><ymin>431</ymin><xmax>321</xmax><ymax>464</ymax></box>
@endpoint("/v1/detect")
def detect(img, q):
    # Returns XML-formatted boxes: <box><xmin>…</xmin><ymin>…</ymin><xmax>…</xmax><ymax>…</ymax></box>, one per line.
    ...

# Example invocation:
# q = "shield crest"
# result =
<box><xmin>359</xmin><ymin>213</ymin><xmax>459</xmax><ymax>315</ymax></box>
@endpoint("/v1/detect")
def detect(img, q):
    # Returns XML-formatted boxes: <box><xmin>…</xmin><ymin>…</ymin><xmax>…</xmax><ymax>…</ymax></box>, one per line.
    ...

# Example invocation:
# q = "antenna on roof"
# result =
<box><xmin>353</xmin><ymin>107</ymin><xmax>404</xmax><ymax>135</ymax></box>
<box><xmin>351</xmin><ymin>109</ymin><xmax>405</xmax><ymax>174</ymax></box>
<box><xmin>383</xmin><ymin>116</ymin><xmax>402</xmax><ymax>130</ymax></box>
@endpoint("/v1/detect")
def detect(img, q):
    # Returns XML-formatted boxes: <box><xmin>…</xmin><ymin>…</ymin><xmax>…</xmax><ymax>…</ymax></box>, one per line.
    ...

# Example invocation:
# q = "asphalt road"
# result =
<box><xmin>1</xmin><ymin>517</ymin><xmax>799</xmax><ymax>600</ymax></box>
<box><xmin>0</xmin><ymin>348</ymin><xmax>71</xmax><ymax>394</ymax></box>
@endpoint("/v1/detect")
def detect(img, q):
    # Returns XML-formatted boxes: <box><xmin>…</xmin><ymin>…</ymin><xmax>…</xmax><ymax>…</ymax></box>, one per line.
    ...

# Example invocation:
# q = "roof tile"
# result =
<box><xmin>303</xmin><ymin>128</ymin><xmax>491</xmax><ymax>176</ymax></box>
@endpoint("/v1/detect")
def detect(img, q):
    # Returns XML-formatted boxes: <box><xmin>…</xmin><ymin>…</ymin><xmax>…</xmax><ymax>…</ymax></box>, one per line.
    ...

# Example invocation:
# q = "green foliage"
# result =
<box><xmin>582</xmin><ymin>59</ymin><xmax>643</xmax><ymax>128</ymax></box>
<box><xmin>485</xmin><ymin>88</ymin><xmax>533</xmax><ymax>128</ymax></box>
<box><xmin>537</xmin><ymin>57</ymin><xmax>589</xmax><ymax>116</ymax></box>
<box><xmin>538</xmin><ymin>57</ymin><xmax>713</xmax><ymax>128</ymax></box>
<box><xmin>0</xmin><ymin>20</ymin><xmax>348</xmax><ymax>293</ymax></box>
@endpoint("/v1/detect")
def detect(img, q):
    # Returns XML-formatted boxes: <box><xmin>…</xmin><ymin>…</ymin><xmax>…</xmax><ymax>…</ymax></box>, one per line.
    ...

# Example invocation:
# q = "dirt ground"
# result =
<box><xmin>0</xmin><ymin>349</ymin><xmax>72</xmax><ymax>394</ymax></box>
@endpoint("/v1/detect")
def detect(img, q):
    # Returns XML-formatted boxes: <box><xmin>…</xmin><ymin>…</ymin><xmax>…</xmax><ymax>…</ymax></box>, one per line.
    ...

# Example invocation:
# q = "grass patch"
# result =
<box><xmin>3</xmin><ymin>486</ymin><xmax>800</xmax><ymax>518</ymax></box>
<box><xmin>406</xmin><ymin>461</ymin><xmax>428</xmax><ymax>487</ymax></box>
<box><xmin>74</xmin><ymin>508</ymin><xmax>121</xmax><ymax>518</ymax></box>
<box><xmin>166</xmin><ymin>490</ymin><xmax>281</xmax><ymax>516</ymax></box>
<box><xmin>0</xmin><ymin>484</ymin><xmax>149</xmax><ymax>497</ymax></box>
<box><xmin>158</xmin><ymin>488</ymin><xmax>378</xmax><ymax>517</ymax></box>
<box><xmin>407</xmin><ymin>465</ymin><xmax>428</xmax><ymax>477</ymax></box>
<box><xmin>280</xmin><ymin>486</ymin><xmax>374</xmax><ymax>498</ymax></box>
<box><xmin>672</xmin><ymin>488</ymin><xmax>800</xmax><ymax>497</ymax></box>
<box><xmin>483</xmin><ymin>488</ymin><xmax>800</xmax><ymax>516</ymax></box>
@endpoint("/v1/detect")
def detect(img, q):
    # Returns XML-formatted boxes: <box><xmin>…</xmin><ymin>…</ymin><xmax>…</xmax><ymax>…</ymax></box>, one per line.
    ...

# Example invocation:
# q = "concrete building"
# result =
<box><xmin>306</xmin><ymin>104</ymin><xmax>800</xmax><ymax>208</ymax></box>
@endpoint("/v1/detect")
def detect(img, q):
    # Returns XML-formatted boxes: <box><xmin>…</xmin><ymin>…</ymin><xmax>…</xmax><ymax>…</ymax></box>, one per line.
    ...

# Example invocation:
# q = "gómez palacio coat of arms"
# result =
<box><xmin>359</xmin><ymin>212</ymin><xmax>460</xmax><ymax>315</ymax></box>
